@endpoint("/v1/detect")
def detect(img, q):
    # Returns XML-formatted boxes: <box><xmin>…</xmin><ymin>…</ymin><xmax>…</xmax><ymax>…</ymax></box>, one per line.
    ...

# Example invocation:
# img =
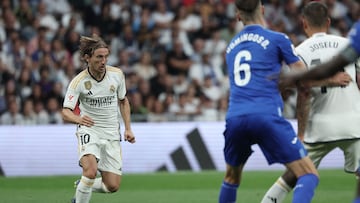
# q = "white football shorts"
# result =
<box><xmin>76</xmin><ymin>126</ymin><xmax>123</xmax><ymax>175</ymax></box>
<box><xmin>304</xmin><ymin>139</ymin><xmax>360</xmax><ymax>173</ymax></box>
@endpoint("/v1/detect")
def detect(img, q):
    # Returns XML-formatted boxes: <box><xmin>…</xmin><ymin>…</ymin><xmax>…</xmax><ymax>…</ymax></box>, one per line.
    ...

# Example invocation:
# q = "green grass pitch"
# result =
<box><xmin>0</xmin><ymin>169</ymin><xmax>355</xmax><ymax>203</ymax></box>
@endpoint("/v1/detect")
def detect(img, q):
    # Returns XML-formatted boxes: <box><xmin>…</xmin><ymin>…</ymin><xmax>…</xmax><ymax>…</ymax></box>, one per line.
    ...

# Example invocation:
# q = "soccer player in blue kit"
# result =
<box><xmin>218</xmin><ymin>0</ymin><xmax>319</xmax><ymax>203</ymax></box>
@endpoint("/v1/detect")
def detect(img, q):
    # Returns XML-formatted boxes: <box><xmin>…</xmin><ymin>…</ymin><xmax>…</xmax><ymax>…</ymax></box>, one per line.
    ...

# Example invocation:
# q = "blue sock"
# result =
<box><xmin>292</xmin><ymin>174</ymin><xmax>319</xmax><ymax>203</ymax></box>
<box><xmin>219</xmin><ymin>181</ymin><xmax>239</xmax><ymax>203</ymax></box>
<box><xmin>353</xmin><ymin>197</ymin><xmax>360</xmax><ymax>203</ymax></box>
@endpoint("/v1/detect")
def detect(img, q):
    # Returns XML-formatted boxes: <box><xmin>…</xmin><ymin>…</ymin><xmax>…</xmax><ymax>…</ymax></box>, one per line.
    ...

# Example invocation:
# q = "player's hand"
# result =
<box><xmin>79</xmin><ymin>115</ymin><xmax>94</xmax><ymax>127</ymax></box>
<box><xmin>124</xmin><ymin>130</ymin><xmax>135</xmax><ymax>143</ymax></box>
<box><xmin>328</xmin><ymin>72</ymin><xmax>352</xmax><ymax>87</ymax></box>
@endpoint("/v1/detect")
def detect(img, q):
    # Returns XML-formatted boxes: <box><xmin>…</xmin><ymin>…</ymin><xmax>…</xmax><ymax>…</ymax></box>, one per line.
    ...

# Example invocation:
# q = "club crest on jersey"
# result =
<box><xmin>110</xmin><ymin>85</ymin><xmax>115</xmax><ymax>93</ymax></box>
<box><xmin>84</xmin><ymin>81</ymin><xmax>92</xmax><ymax>90</ymax></box>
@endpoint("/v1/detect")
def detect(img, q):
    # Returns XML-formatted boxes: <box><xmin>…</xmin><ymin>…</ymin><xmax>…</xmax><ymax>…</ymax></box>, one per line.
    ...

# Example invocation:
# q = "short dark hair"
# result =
<box><xmin>235</xmin><ymin>0</ymin><xmax>260</xmax><ymax>13</ymax></box>
<box><xmin>302</xmin><ymin>1</ymin><xmax>329</xmax><ymax>28</ymax></box>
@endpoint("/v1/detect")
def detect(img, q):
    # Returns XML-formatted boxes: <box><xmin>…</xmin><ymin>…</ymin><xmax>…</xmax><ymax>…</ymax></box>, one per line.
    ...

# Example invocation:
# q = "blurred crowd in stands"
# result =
<box><xmin>0</xmin><ymin>0</ymin><xmax>359</xmax><ymax>125</ymax></box>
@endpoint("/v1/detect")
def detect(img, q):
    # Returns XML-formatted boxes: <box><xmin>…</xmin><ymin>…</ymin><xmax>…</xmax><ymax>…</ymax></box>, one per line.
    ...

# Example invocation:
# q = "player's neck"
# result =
<box><xmin>307</xmin><ymin>28</ymin><xmax>327</xmax><ymax>37</ymax></box>
<box><xmin>244</xmin><ymin>18</ymin><xmax>266</xmax><ymax>27</ymax></box>
<box><xmin>88</xmin><ymin>67</ymin><xmax>106</xmax><ymax>81</ymax></box>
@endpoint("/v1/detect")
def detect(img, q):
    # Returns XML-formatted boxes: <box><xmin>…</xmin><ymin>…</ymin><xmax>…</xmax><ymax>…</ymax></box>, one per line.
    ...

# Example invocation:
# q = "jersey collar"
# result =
<box><xmin>87</xmin><ymin>67</ymin><xmax>106</xmax><ymax>82</ymax></box>
<box><xmin>243</xmin><ymin>24</ymin><xmax>263</xmax><ymax>30</ymax></box>
<box><xmin>311</xmin><ymin>32</ymin><xmax>327</xmax><ymax>38</ymax></box>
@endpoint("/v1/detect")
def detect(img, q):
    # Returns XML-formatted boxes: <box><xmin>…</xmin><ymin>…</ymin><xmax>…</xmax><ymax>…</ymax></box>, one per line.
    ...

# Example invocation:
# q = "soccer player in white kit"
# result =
<box><xmin>261</xmin><ymin>2</ymin><xmax>360</xmax><ymax>203</ymax></box>
<box><xmin>62</xmin><ymin>35</ymin><xmax>135</xmax><ymax>203</ymax></box>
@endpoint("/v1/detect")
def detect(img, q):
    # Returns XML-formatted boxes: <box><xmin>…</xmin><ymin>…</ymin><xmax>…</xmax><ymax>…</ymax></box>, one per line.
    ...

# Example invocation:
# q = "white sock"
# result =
<box><xmin>261</xmin><ymin>177</ymin><xmax>292</xmax><ymax>203</ymax></box>
<box><xmin>75</xmin><ymin>176</ymin><xmax>95</xmax><ymax>203</ymax></box>
<box><xmin>92</xmin><ymin>177</ymin><xmax>110</xmax><ymax>193</ymax></box>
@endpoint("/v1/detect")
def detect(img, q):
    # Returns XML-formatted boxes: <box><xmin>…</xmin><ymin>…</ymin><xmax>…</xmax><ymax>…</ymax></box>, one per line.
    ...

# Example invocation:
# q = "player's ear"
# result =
<box><xmin>261</xmin><ymin>5</ymin><xmax>265</xmax><ymax>15</ymax></box>
<box><xmin>302</xmin><ymin>18</ymin><xmax>308</xmax><ymax>30</ymax></box>
<box><xmin>326</xmin><ymin>17</ymin><xmax>331</xmax><ymax>29</ymax></box>
<box><xmin>84</xmin><ymin>54</ymin><xmax>90</xmax><ymax>62</ymax></box>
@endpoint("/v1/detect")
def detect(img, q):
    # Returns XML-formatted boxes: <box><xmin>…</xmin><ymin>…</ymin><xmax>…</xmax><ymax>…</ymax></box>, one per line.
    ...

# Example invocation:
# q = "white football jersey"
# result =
<box><xmin>63</xmin><ymin>66</ymin><xmax>126</xmax><ymax>140</ymax></box>
<box><xmin>296</xmin><ymin>33</ymin><xmax>360</xmax><ymax>143</ymax></box>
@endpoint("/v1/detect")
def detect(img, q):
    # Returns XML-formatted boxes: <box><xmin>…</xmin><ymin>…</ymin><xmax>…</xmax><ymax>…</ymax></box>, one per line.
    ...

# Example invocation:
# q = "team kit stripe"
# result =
<box><xmin>70</xmin><ymin>70</ymin><xmax>88</xmax><ymax>89</ymax></box>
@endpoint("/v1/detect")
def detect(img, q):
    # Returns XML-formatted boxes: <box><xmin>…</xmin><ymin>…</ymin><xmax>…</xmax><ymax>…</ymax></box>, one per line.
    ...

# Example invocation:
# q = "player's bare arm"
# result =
<box><xmin>296</xmin><ymin>72</ymin><xmax>352</xmax><ymax>135</ymax></box>
<box><xmin>306</xmin><ymin>71</ymin><xmax>352</xmax><ymax>87</ymax></box>
<box><xmin>295</xmin><ymin>87</ymin><xmax>310</xmax><ymax>141</ymax></box>
<box><xmin>287</xmin><ymin>60</ymin><xmax>310</xmax><ymax>141</ymax></box>
<box><xmin>283</xmin><ymin>54</ymin><xmax>352</xmax><ymax>87</ymax></box>
<box><xmin>278</xmin><ymin>60</ymin><xmax>307</xmax><ymax>91</ymax></box>
<box><xmin>61</xmin><ymin>108</ymin><xmax>94</xmax><ymax>127</ymax></box>
<box><xmin>119</xmin><ymin>97</ymin><xmax>135</xmax><ymax>143</ymax></box>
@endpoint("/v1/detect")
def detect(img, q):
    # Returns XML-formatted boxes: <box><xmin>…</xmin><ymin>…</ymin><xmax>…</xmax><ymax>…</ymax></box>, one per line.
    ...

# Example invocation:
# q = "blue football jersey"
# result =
<box><xmin>349</xmin><ymin>21</ymin><xmax>360</xmax><ymax>55</ymax></box>
<box><xmin>225</xmin><ymin>25</ymin><xmax>300</xmax><ymax>119</ymax></box>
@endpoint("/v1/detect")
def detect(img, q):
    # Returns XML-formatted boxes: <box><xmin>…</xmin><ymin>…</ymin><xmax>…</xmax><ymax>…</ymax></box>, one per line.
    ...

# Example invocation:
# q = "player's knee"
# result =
<box><xmin>83</xmin><ymin>168</ymin><xmax>98</xmax><ymax>179</ymax></box>
<box><xmin>224</xmin><ymin>165</ymin><xmax>241</xmax><ymax>184</ymax></box>
<box><xmin>106</xmin><ymin>183</ymin><xmax>120</xmax><ymax>193</ymax></box>
<box><xmin>282</xmin><ymin>170</ymin><xmax>298</xmax><ymax>188</ymax></box>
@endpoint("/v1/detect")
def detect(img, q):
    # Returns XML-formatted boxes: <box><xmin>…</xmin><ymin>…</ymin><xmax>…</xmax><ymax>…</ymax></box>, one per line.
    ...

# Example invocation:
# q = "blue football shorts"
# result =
<box><xmin>223</xmin><ymin>114</ymin><xmax>307</xmax><ymax>167</ymax></box>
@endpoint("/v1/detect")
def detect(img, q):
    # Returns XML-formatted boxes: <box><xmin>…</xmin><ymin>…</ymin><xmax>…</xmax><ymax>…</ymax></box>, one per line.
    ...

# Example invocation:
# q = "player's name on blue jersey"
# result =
<box><xmin>226</xmin><ymin>32</ymin><xmax>270</xmax><ymax>53</ymax></box>
<box><xmin>309</xmin><ymin>41</ymin><xmax>339</xmax><ymax>52</ymax></box>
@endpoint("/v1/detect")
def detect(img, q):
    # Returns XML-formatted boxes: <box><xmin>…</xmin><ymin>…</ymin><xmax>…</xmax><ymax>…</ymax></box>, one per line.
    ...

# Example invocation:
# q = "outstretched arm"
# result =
<box><xmin>119</xmin><ymin>97</ymin><xmax>135</xmax><ymax>143</ymax></box>
<box><xmin>299</xmin><ymin>54</ymin><xmax>350</xmax><ymax>81</ymax></box>
<box><xmin>282</xmin><ymin>45</ymin><xmax>359</xmax><ymax>87</ymax></box>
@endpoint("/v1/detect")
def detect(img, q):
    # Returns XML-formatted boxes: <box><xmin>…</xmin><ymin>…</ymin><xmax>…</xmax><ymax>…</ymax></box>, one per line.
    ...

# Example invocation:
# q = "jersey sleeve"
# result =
<box><xmin>349</xmin><ymin>21</ymin><xmax>360</xmax><ymax>55</ymax></box>
<box><xmin>63</xmin><ymin>80</ymin><xmax>81</xmax><ymax>110</ymax></box>
<box><xmin>295</xmin><ymin>46</ymin><xmax>310</xmax><ymax>69</ymax></box>
<box><xmin>278</xmin><ymin>34</ymin><xmax>301</xmax><ymax>65</ymax></box>
<box><xmin>117</xmin><ymin>71</ymin><xmax>127</xmax><ymax>100</ymax></box>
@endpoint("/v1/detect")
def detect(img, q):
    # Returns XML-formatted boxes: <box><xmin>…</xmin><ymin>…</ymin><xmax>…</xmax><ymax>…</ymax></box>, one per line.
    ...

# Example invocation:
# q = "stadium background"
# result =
<box><xmin>0</xmin><ymin>0</ymin><xmax>358</xmax><ymax>202</ymax></box>
<box><xmin>1</xmin><ymin>0</ymin><xmax>359</xmax><ymax>126</ymax></box>
<box><xmin>0</xmin><ymin>0</ymin><xmax>356</xmax><ymax>177</ymax></box>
